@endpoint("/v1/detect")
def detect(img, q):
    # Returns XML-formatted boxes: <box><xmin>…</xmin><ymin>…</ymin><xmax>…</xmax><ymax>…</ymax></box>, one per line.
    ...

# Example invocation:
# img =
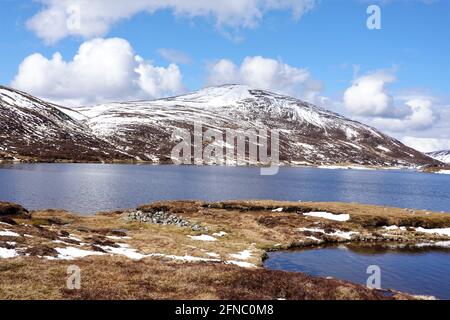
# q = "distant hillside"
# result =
<box><xmin>0</xmin><ymin>85</ymin><xmax>442</xmax><ymax>168</ymax></box>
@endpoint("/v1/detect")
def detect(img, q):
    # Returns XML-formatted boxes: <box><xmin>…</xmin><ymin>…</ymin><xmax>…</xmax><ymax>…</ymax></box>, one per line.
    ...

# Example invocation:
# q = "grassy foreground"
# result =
<box><xmin>1</xmin><ymin>200</ymin><xmax>450</xmax><ymax>300</ymax></box>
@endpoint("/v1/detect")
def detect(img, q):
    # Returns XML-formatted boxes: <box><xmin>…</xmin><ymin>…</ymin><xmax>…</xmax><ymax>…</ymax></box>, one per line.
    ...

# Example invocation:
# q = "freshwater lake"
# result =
<box><xmin>0</xmin><ymin>163</ymin><xmax>449</xmax><ymax>214</ymax></box>
<box><xmin>1</xmin><ymin>163</ymin><xmax>449</xmax><ymax>299</ymax></box>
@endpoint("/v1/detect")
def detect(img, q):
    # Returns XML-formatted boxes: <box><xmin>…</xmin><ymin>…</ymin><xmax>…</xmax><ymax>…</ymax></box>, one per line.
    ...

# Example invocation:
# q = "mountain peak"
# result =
<box><xmin>0</xmin><ymin>85</ymin><xmax>441</xmax><ymax>167</ymax></box>
<box><xmin>165</xmin><ymin>84</ymin><xmax>255</xmax><ymax>105</ymax></box>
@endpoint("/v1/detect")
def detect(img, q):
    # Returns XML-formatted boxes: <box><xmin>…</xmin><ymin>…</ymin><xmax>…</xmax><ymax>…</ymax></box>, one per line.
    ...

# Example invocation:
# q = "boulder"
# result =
<box><xmin>0</xmin><ymin>202</ymin><xmax>30</xmax><ymax>218</ymax></box>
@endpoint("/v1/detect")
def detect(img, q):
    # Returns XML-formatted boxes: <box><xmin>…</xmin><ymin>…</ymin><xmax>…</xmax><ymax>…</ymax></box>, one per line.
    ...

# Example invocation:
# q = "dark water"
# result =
<box><xmin>0</xmin><ymin>163</ymin><xmax>449</xmax><ymax>214</ymax></box>
<box><xmin>264</xmin><ymin>245</ymin><xmax>450</xmax><ymax>300</ymax></box>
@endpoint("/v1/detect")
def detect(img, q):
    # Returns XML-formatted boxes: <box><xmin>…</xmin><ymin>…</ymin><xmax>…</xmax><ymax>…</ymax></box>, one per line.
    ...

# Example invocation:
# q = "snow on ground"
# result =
<box><xmin>437</xmin><ymin>170</ymin><xmax>450</xmax><ymax>175</ymax></box>
<box><xmin>303</xmin><ymin>212</ymin><xmax>350</xmax><ymax>222</ymax></box>
<box><xmin>0</xmin><ymin>230</ymin><xmax>20</xmax><ymax>237</ymax></box>
<box><xmin>61</xmin><ymin>235</ymin><xmax>83</xmax><ymax>242</ymax></box>
<box><xmin>212</xmin><ymin>231</ymin><xmax>227</xmax><ymax>237</ymax></box>
<box><xmin>377</xmin><ymin>145</ymin><xmax>391</xmax><ymax>153</ymax></box>
<box><xmin>298</xmin><ymin>227</ymin><xmax>358</xmax><ymax>240</ymax></box>
<box><xmin>327</xmin><ymin>230</ymin><xmax>357</xmax><ymax>240</ymax></box>
<box><xmin>148</xmin><ymin>253</ymin><xmax>220</xmax><ymax>263</ymax></box>
<box><xmin>101</xmin><ymin>244</ymin><xmax>146</xmax><ymax>260</ymax></box>
<box><xmin>145</xmin><ymin>252</ymin><xmax>258</xmax><ymax>268</ymax></box>
<box><xmin>427</xmin><ymin>150</ymin><xmax>450</xmax><ymax>164</ymax></box>
<box><xmin>415</xmin><ymin>227</ymin><xmax>450</xmax><ymax>237</ymax></box>
<box><xmin>383</xmin><ymin>225</ymin><xmax>407</xmax><ymax>231</ymax></box>
<box><xmin>272</xmin><ymin>208</ymin><xmax>284</xmax><ymax>212</ymax></box>
<box><xmin>188</xmin><ymin>235</ymin><xmax>217</xmax><ymax>241</ymax></box>
<box><xmin>0</xmin><ymin>247</ymin><xmax>18</xmax><ymax>258</ymax></box>
<box><xmin>206</xmin><ymin>252</ymin><xmax>220</xmax><ymax>258</ymax></box>
<box><xmin>318</xmin><ymin>165</ymin><xmax>375</xmax><ymax>171</ymax></box>
<box><xmin>229</xmin><ymin>250</ymin><xmax>252</xmax><ymax>261</ymax></box>
<box><xmin>106</xmin><ymin>235</ymin><xmax>132</xmax><ymax>240</ymax></box>
<box><xmin>55</xmin><ymin>247</ymin><xmax>105</xmax><ymax>260</ymax></box>
<box><xmin>226</xmin><ymin>260</ymin><xmax>257</xmax><ymax>268</ymax></box>
<box><xmin>55</xmin><ymin>106</ymin><xmax>88</xmax><ymax>122</ymax></box>
<box><xmin>415</xmin><ymin>241</ymin><xmax>450</xmax><ymax>248</ymax></box>
<box><xmin>307</xmin><ymin>236</ymin><xmax>323</xmax><ymax>242</ymax></box>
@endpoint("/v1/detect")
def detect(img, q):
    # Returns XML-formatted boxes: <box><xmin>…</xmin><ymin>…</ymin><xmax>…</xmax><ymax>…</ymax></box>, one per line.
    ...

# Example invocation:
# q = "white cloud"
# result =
<box><xmin>136</xmin><ymin>56</ymin><xmax>184</xmax><ymax>98</ymax></box>
<box><xmin>344</xmin><ymin>71</ymin><xmax>396</xmax><ymax>117</ymax></box>
<box><xmin>158</xmin><ymin>48</ymin><xmax>191</xmax><ymax>64</ymax></box>
<box><xmin>207</xmin><ymin>59</ymin><xmax>239</xmax><ymax>86</ymax></box>
<box><xmin>206</xmin><ymin>56</ymin><xmax>323</xmax><ymax>101</ymax></box>
<box><xmin>27</xmin><ymin>0</ymin><xmax>317</xmax><ymax>44</ymax></box>
<box><xmin>343</xmin><ymin>70</ymin><xmax>437</xmax><ymax>133</ymax></box>
<box><xmin>402</xmin><ymin>137</ymin><xmax>450</xmax><ymax>153</ymax></box>
<box><xmin>370</xmin><ymin>98</ymin><xmax>436</xmax><ymax>132</ymax></box>
<box><xmin>11</xmin><ymin>38</ymin><xmax>184</xmax><ymax>106</ymax></box>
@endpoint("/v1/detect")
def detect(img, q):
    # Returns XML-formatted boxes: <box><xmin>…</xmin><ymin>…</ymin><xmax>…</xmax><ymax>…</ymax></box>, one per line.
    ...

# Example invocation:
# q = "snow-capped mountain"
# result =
<box><xmin>0</xmin><ymin>84</ymin><xmax>441</xmax><ymax>167</ymax></box>
<box><xmin>0</xmin><ymin>86</ymin><xmax>132</xmax><ymax>162</ymax></box>
<box><xmin>427</xmin><ymin>150</ymin><xmax>450</xmax><ymax>164</ymax></box>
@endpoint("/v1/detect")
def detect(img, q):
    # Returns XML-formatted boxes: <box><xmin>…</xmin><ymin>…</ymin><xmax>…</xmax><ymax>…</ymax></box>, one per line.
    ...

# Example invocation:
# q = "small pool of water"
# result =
<box><xmin>264</xmin><ymin>244</ymin><xmax>450</xmax><ymax>300</ymax></box>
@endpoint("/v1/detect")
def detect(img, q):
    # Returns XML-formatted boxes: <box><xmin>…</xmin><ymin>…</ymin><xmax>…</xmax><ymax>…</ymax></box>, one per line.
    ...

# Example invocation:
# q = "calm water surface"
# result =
<box><xmin>264</xmin><ymin>245</ymin><xmax>450</xmax><ymax>300</ymax></box>
<box><xmin>1</xmin><ymin>163</ymin><xmax>449</xmax><ymax>298</ymax></box>
<box><xmin>0</xmin><ymin>163</ymin><xmax>449</xmax><ymax>214</ymax></box>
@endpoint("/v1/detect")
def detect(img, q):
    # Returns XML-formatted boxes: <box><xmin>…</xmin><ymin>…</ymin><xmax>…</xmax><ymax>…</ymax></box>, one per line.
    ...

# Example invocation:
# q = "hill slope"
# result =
<box><xmin>0</xmin><ymin>86</ymin><xmax>132</xmax><ymax>162</ymax></box>
<box><xmin>427</xmin><ymin>150</ymin><xmax>450</xmax><ymax>164</ymax></box>
<box><xmin>76</xmin><ymin>85</ymin><xmax>438</xmax><ymax>167</ymax></box>
<box><xmin>0</xmin><ymin>85</ymin><xmax>440</xmax><ymax>167</ymax></box>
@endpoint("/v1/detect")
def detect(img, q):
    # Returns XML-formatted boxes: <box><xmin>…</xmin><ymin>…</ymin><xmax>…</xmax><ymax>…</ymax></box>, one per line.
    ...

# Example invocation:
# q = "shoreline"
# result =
<box><xmin>1</xmin><ymin>200</ymin><xmax>450</xmax><ymax>300</ymax></box>
<box><xmin>2</xmin><ymin>158</ymin><xmax>447</xmax><ymax>174</ymax></box>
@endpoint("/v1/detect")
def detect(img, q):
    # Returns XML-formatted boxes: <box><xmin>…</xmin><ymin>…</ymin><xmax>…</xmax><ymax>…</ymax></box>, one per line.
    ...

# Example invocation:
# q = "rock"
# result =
<box><xmin>59</xmin><ymin>230</ymin><xmax>70</xmax><ymax>237</ymax></box>
<box><xmin>127</xmin><ymin>210</ymin><xmax>208</xmax><ymax>231</ymax></box>
<box><xmin>0</xmin><ymin>202</ymin><xmax>30</xmax><ymax>218</ymax></box>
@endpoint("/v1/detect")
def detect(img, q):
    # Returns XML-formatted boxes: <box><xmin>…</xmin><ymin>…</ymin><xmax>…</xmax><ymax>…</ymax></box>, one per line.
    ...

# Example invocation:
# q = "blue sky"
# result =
<box><xmin>1</xmin><ymin>0</ymin><xmax>449</xmax><ymax>151</ymax></box>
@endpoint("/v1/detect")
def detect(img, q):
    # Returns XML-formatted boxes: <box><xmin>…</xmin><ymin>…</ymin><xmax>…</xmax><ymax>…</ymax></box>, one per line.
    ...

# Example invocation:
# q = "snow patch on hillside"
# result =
<box><xmin>303</xmin><ymin>212</ymin><xmax>350</xmax><ymax>222</ymax></box>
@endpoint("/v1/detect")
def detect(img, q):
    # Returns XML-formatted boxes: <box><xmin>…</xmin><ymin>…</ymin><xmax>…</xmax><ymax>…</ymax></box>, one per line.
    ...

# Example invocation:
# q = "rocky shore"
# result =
<box><xmin>1</xmin><ymin>200</ymin><xmax>449</xmax><ymax>300</ymax></box>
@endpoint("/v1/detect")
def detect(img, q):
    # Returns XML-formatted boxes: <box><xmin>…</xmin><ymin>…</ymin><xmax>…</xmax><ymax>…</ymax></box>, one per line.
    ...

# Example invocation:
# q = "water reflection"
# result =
<box><xmin>0</xmin><ymin>164</ymin><xmax>449</xmax><ymax>214</ymax></box>
<box><xmin>264</xmin><ymin>244</ymin><xmax>450</xmax><ymax>299</ymax></box>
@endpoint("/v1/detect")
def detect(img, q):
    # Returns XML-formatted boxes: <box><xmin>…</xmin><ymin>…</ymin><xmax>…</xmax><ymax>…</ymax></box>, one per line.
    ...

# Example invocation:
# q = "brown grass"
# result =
<box><xmin>0</xmin><ymin>256</ymin><xmax>410</xmax><ymax>300</ymax></box>
<box><xmin>1</xmin><ymin>200</ymin><xmax>449</xmax><ymax>300</ymax></box>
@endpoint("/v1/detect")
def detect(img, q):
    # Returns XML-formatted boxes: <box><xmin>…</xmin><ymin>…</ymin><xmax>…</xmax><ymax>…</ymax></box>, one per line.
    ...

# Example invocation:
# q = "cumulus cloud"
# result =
<box><xmin>344</xmin><ymin>71</ymin><xmax>396</xmax><ymax>117</ymax></box>
<box><xmin>136</xmin><ymin>56</ymin><xmax>184</xmax><ymax>98</ymax></box>
<box><xmin>370</xmin><ymin>98</ymin><xmax>437</xmax><ymax>132</ymax></box>
<box><xmin>343</xmin><ymin>71</ymin><xmax>437</xmax><ymax>132</ymax></box>
<box><xmin>11</xmin><ymin>38</ymin><xmax>184</xmax><ymax>106</ymax></box>
<box><xmin>27</xmin><ymin>0</ymin><xmax>318</xmax><ymax>44</ymax></box>
<box><xmin>206</xmin><ymin>56</ymin><xmax>323</xmax><ymax>101</ymax></box>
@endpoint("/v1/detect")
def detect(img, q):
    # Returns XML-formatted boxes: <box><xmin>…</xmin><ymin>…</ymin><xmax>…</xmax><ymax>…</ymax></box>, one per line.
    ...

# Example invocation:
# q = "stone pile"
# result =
<box><xmin>127</xmin><ymin>210</ymin><xmax>207</xmax><ymax>231</ymax></box>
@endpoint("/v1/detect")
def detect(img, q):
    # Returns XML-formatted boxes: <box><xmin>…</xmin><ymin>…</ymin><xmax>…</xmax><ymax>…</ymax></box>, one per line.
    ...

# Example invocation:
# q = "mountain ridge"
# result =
<box><xmin>0</xmin><ymin>84</ymin><xmax>442</xmax><ymax>168</ymax></box>
<box><xmin>427</xmin><ymin>150</ymin><xmax>450</xmax><ymax>164</ymax></box>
